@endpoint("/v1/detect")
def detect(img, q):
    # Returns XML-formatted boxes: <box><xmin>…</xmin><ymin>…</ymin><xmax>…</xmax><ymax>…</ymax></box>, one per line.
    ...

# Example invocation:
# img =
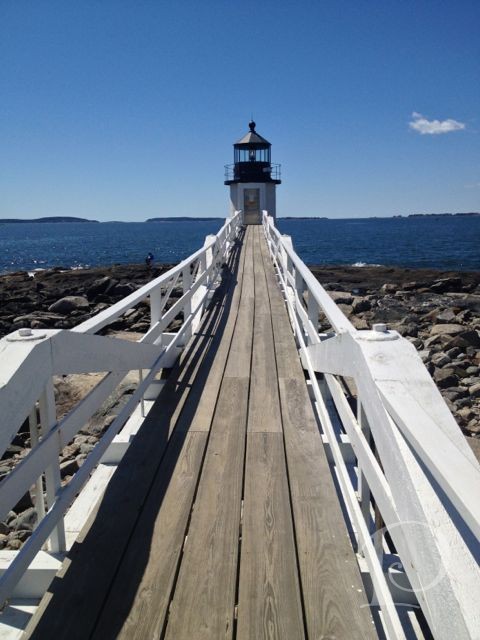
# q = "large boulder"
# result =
<box><xmin>433</xmin><ymin>368</ymin><xmax>457</xmax><ymax>389</ymax></box>
<box><xmin>444</xmin><ymin>330</ymin><xmax>480</xmax><ymax>350</ymax></box>
<box><xmin>435</xmin><ymin>308</ymin><xmax>457</xmax><ymax>324</ymax></box>
<box><xmin>108</xmin><ymin>282</ymin><xmax>136</xmax><ymax>297</ymax></box>
<box><xmin>430</xmin><ymin>277</ymin><xmax>462</xmax><ymax>293</ymax></box>
<box><xmin>329</xmin><ymin>291</ymin><xmax>354</xmax><ymax>305</ymax></box>
<box><xmin>86</xmin><ymin>276</ymin><xmax>114</xmax><ymax>300</ymax></box>
<box><xmin>352</xmin><ymin>297</ymin><xmax>372</xmax><ymax>313</ymax></box>
<box><xmin>430</xmin><ymin>323</ymin><xmax>465</xmax><ymax>337</ymax></box>
<box><xmin>48</xmin><ymin>296</ymin><xmax>90</xmax><ymax>314</ymax></box>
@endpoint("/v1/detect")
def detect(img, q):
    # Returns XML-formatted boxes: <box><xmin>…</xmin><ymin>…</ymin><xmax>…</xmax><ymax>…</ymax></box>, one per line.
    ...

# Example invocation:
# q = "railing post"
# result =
<box><xmin>181</xmin><ymin>265</ymin><xmax>193</xmax><ymax>344</ymax></box>
<box><xmin>38</xmin><ymin>380</ymin><xmax>66</xmax><ymax>553</ymax></box>
<box><xmin>150</xmin><ymin>288</ymin><xmax>162</xmax><ymax>331</ymax></box>
<box><xmin>357</xmin><ymin>401</ymin><xmax>372</xmax><ymax>550</ymax></box>
<box><xmin>307</xmin><ymin>293</ymin><xmax>319</xmax><ymax>339</ymax></box>
<box><xmin>28</xmin><ymin>408</ymin><xmax>46</xmax><ymax>529</ymax></box>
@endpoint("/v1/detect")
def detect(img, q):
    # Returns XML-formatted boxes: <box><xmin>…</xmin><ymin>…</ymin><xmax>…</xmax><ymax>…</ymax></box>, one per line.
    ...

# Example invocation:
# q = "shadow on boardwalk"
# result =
<box><xmin>26</xmin><ymin>230</ymin><xmax>245</xmax><ymax>640</ymax></box>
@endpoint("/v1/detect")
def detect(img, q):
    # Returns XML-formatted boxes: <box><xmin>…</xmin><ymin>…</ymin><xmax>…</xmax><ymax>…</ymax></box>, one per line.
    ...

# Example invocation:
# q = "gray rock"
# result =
<box><xmin>418</xmin><ymin>349</ymin><xmax>430</xmax><ymax>363</ymax></box>
<box><xmin>469</xmin><ymin>382</ymin><xmax>480</xmax><ymax>398</ymax></box>
<box><xmin>435</xmin><ymin>309</ymin><xmax>457</xmax><ymax>324</ymax></box>
<box><xmin>446</xmin><ymin>346</ymin><xmax>463</xmax><ymax>359</ymax></box>
<box><xmin>466</xmin><ymin>419</ymin><xmax>480</xmax><ymax>434</ymax></box>
<box><xmin>457</xmin><ymin>330</ymin><xmax>480</xmax><ymax>348</ymax></box>
<box><xmin>337</xmin><ymin>304</ymin><xmax>353</xmax><ymax>317</ymax></box>
<box><xmin>13</xmin><ymin>491</ymin><xmax>33</xmax><ymax>514</ymax></box>
<box><xmin>60</xmin><ymin>458</ymin><xmax>79</xmax><ymax>478</ymax></box>
<box><xmin>430</xmin><ymin>277</ymin><xmax>462</xmax><ymax>293</ymax></box>
<box><xmin>329</xmin><ymin>291</ymin><xmax>354</xmax><ymax>305</ymax></box>
<box><xmin>76</xmin><ymin>453</ymin><xmax>87</xmax><ymax>467</ymax></box>
<box><xmin>444</xmin><ymin>390</ymin><xmax>462</xmax><ymax>402</ymax></box>
<box><xmin>87</xmin><ymin>276</ymin><xmax>114</xmax><ymax>300</ymax></box>
<box><xmin>352</xmin><ymin>317</ymin><xmax>369</xmax><ymax>330</ymax></box>
<box><xmin>352</xmin><ymin>298</ymin><xmax>371</xmax><ymax>313</ymax></box>
<box><xmin>79</xmin><ymin>443</ymin><xmax>95</xmax><ymax>455</ymax></box>
<box><xmin>380</xmin><ymin>283</ymin><xmax>396</xmax><ymax>294</ymax></box>
<box><xmin>8</xmin><ymin>529</ymin><xmax>32</xmax><ymax>543</ymax></box>
<box><xmin>430</xmin><ymin>323</ymin><xmax>465</xmax><ymax>337</ymax></box>
<box><xmin>10</xmin><ymin>507</ymin><xmax>37</xmax><ymax>531</ymax></box>
<box><xmin>394</xmin><ymin>323</ymin><xmax>418</xmax><ymax>338</ymax></box>
<box><xmin>108</xmin><ymin>283</ymin><xmax>136</xmax><ymax>297</ymax></box>
<box><xmin>458</xmin><ymin>407</ymin><xmax>474</xmax><ymax>422</ymax></box>
<box><xmin>407</xmin><ymin>337</ymin><xmax>423</xmax><ymax>349</ymax></box>
<box><xmin>7</xmin><ymin>539</ymin><xmax>23</xmax><ymax>550</ymax></box>
<box><xmin>431</xmin><ymin>352</ymin><xmax>451</xmax><ymax>367</ymax></box>
<box><xmin>434</xmin><ymin>368</ymin><xmax>457</xmax><ymax>389</ymax></box>
<box><xmin>48</xmin><ymin>296</ymin><xmax>90</xmax><ymax>314</ymax></box>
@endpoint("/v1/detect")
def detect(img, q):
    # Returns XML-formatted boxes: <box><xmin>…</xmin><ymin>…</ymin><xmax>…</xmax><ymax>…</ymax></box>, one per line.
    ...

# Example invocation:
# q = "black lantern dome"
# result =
<box><xmin>224</xmin><ymin>121</ymin><xmax>281</xmax><ymax>185</ymax></box>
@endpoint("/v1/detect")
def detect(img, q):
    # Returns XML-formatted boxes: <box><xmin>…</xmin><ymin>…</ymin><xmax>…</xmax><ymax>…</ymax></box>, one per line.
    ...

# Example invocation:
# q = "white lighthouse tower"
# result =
<box><xmin>224</xmin><ymin>121</ymin><xmax>281</xmax><ymax>225</ymax></box>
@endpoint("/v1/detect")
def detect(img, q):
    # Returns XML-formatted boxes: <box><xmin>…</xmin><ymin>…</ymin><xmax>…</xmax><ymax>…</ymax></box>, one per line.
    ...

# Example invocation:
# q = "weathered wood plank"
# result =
<box><xmin>248</xmin><ymin>228</ymin><xmax>282</xmax><ymax>433</ymax></box>
<box><xmin>92</xmin><ymin>430</ymin><xmax>207</xmax><ymax>640</ymax></box>
<box><xmin>252</xmin><ymin>226</ymin><xmax>270</xmax><ymax>315</ymax></box>
<box><xmin>25</xmin><ymin>237</ymin><xmax>246</xmax><ymax>640</ymax></box>
<box><xmin>164</xmin><ymin>377</ymin><xmax>249</xmax><ymax>640</ymax></box>
<box><xmin>88</xmin><ymin>238</ymin><xmax>251</xmax><ymax>639</ymax></box>
<box><xmin>162</xmin><ymin>231</ymin><xmax>255</xmax><ymax>639</ymax></box>
<box><xmin>248</xmin><ymin>311</ymin><xmax>282</xmax><ymax>433</ymax></box>
<box><xmin>177</xmin><ymin>229</ymin><xmax>249</xmax><ymax>431</ymax></box>
<box><xmin>260</xmin><ymin>229</ymin><xmax>377</xmax><ymax>639</ymax></box>
<box><xmin>236</xmin><ymin>432</ymin><xmax>305</xmax><ymax>640</ymax></box>
<box><xmin>223</xmin><ymin>228</ymin><xmax>254</xmax><ymax>379</ymax></box>
<box><xmin>278</xmin><ymin>378</ymin><xmax>377</xmax><ymax>639</ymax></box>
<box><xmin>258</xmin><ymin>231</ymin><xmax>304</xmax><ymax>380</ymax></box>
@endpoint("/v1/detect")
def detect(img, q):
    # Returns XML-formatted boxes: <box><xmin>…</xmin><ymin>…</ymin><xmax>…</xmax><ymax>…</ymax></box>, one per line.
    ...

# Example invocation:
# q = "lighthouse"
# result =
<box><xmin>224</xmin><ymin>121</ymin><xmax>281</xmax><ymax>225</ymax></box>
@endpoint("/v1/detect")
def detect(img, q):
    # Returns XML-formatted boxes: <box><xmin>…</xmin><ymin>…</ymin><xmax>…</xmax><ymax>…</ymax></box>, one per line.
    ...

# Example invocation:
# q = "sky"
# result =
<box><xmin>1</xmin><ymin>0</ymin><xmax>479</xmax><ymax>221</ymax></box>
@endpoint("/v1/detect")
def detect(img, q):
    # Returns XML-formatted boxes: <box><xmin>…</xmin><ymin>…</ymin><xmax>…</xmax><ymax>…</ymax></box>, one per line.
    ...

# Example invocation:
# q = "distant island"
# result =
<box><xmin>279</xmin><ymin>216</ymin><xmax>329</xmax><ymax>220</ymax></box>
<box><xmin>146</xmin><ymin>216</ymin><xmax>222</xmax><ymax>222</ymax></box>
<box><xmin>2</xmin><ymin>212</ymin><xmax>478</xmax><ymax>224</ymax></box>
<box><xmin>405</xmin><ymin>212</ymin><xmax>479</xmax><ymax>218</ymax></box>
<box><xmin>2</xmin><ymin>216</ymin><xmax>98</xmax><ymax>224</ymax></box>
<box><xmin>280</xmin><ymin>212</ymin><xmax>480</xmax><ymax>220</ymax></box>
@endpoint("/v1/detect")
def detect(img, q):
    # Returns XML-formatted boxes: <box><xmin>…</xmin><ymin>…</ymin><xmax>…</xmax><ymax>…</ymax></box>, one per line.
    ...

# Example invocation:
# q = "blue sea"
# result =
<box><xmin>0</xmin><ymin>216</ymin><xmax>479</xmax><ymax>274</ymax></box>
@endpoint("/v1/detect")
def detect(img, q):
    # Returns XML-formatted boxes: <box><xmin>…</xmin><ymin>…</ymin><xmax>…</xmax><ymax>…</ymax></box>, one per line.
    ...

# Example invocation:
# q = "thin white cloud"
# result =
<box><xmin>409</xmin><ymin>112</ymin><xmax>466</xmax><ymax>135</ymax></box>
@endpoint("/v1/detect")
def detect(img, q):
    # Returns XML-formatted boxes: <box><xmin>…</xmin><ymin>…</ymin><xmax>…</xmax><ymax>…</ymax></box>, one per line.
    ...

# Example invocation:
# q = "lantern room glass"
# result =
<box><xmin>234</xmin><ymin>147</ymin><xmax>271</xmax><ymax>163</ymax></box>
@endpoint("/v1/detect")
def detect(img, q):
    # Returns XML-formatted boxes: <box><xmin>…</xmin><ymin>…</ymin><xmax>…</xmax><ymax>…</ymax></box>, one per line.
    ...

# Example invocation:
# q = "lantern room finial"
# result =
<box><xmin>249</xmin><ymin>120</ymin><xmax>256</xmax><ymax>132</ymax></box>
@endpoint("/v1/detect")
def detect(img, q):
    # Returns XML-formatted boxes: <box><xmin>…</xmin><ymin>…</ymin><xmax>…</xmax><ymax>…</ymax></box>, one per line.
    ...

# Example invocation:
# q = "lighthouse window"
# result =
<box><xmin>249</xmin><ymin>149</ymin><xmax>255</xmax><ymax>161</ymax></box>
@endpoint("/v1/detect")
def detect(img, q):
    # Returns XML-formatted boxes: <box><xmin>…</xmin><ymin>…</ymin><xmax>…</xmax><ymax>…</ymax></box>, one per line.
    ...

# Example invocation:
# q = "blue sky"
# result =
<box><xmin>1</xmin><ymin>0</ymin><xmax>479</xmax><ymax>220</ymax></box>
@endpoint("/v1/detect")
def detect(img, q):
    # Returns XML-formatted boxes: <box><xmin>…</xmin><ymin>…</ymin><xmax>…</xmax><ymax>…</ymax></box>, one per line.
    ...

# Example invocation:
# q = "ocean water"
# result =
<box><xmin>0</xmin><ymin>216</ymin><xmax>479</xmax><ymax>274</ymax></box>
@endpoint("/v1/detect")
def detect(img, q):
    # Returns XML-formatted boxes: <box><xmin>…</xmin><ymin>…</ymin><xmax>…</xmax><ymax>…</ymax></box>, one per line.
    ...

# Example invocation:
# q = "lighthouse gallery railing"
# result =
<box><xmin>263</xmin><ymin>211</ymin><xmax>480</xmax><ymax>640</ymax></box>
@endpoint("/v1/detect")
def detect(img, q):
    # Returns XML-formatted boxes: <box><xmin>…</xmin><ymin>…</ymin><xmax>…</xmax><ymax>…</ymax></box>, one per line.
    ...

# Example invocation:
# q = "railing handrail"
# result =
<box><xmin>262</xmin><ymin>210</ymin><xmax>480</xmax><ymax>640</ymax></box>
<box><xmin>74</xmin><ymin>213</ymin><xmax>239</xmax><ymax>336</ymax></box>
<box><xmin>263</xmin><ymin>212</ymin><xmax>355</xmax><ymax>334</ymax></box>
<box><xmin>0</xmin><ymin>210</ymin><xmax>242</xmax><ymax>607</ymax></box>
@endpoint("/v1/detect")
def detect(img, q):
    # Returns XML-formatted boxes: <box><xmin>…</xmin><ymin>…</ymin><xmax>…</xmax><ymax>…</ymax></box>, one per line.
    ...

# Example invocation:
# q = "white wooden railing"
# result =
<box><xmin>262</xmin><ymin>211</ymin><xmax>480</xmax><ymax>640</ymax></box>
<box><xmin>0</xmin><ymin>211</ymin><xmax>242</xmax><ymax>606</ymax></box>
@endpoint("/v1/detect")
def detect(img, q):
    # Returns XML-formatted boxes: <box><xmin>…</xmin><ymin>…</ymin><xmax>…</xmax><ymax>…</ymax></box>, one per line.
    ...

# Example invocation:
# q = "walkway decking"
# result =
<box><xmin>25</xmin><ymin>226</ymin><xmax>376</xmax><ymax>639</ymax></box>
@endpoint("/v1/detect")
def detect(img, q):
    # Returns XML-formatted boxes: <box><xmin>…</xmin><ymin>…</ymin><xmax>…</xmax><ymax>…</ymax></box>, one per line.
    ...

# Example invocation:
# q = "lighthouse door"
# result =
<box><xmin>243</xmin><ymin>188</ymin><xmax>261</xmax><ymax>225</ymax></box>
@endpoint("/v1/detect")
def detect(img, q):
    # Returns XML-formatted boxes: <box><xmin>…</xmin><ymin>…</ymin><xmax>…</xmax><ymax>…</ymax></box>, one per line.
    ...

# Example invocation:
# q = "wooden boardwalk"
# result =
<box><xmin>25</xmin><ymin>226</ymin><xmax>376</xmax><ymax>640</ymax></box>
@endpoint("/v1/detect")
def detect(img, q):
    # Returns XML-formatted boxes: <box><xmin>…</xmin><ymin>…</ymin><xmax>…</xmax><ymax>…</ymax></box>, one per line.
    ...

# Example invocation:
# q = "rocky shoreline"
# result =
<box><xmin>311</xmin><ymin>264</ymin><xmax>480</xmax><ymax>441</ymax></box>
<box><xmin>0</xmin><ymin>261</ymin><xmax>479</xmax><ymax>550</ymax></box>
